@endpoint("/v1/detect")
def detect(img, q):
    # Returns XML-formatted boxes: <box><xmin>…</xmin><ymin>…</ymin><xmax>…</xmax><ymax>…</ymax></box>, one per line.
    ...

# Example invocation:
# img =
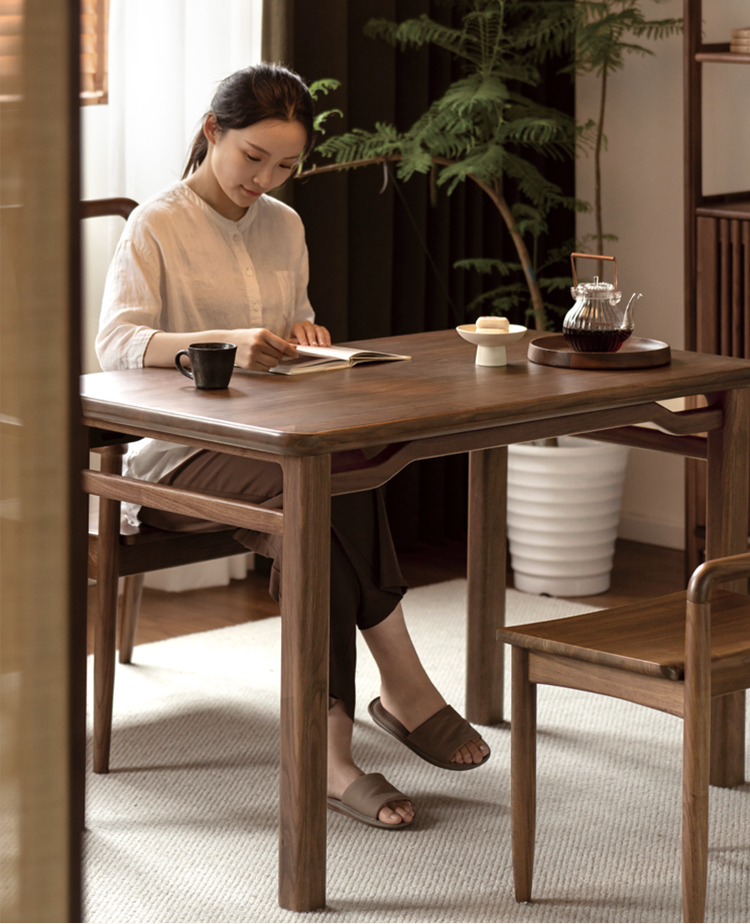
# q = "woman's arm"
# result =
<box><xmin>98</xmin><ymin>200</ymin><xmax>329</xmax><ymax>373</ymax></box>
<box><xmin>144</xmin><ymin>327</ymin><xmax>299</xmax><ymax>372</ymax></box>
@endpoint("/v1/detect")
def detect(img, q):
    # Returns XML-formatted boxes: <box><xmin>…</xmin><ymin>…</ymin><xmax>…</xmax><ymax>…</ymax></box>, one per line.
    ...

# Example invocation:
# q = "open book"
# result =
<box><xmin>268</xmin><ymin>344</ymin><xmax>411</xmax><ymax>376</ymax></box>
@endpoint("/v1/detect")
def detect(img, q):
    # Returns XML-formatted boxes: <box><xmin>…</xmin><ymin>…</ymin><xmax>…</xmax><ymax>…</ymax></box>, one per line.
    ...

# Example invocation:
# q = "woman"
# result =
<box><xmin>97</xmin><ymin>63</ymin><xmax>490</xmax><ymax>829</ymax></box>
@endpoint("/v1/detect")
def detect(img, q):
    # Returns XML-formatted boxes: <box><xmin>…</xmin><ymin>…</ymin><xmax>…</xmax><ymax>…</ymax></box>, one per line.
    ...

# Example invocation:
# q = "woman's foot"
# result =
<box><xmin>377</xmin><ymin>689</ymin><xmax>489</xmax><ymax>766</ymax></box>
<box><xmin>328</xmin><ymin>763</ymin><xmax>414</xmax><ymax>826</ymax></box>
<box><xmin>361</xmin><ymin>604</ymin><xmax>490</xmax><ymax>767</ymax></box>
<box><xmin>328</xmin><ymin>699</ymin><xmax>414</xmax><ymax>826</ymax></box>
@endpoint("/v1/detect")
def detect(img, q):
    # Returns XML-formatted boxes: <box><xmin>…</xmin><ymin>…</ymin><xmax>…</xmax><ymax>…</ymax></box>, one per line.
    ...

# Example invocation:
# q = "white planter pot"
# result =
<box><xmin>507</xmin><ymin>436</ymin><xmax>629</xmax><ymax>596</ymax></box>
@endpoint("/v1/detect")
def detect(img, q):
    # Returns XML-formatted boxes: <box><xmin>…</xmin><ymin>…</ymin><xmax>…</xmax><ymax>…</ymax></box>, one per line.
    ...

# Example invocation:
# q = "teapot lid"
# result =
<box><xmin>571</xmin><ymin>276</ymin><xmax>621</xmax><ymax>299</ymax></box>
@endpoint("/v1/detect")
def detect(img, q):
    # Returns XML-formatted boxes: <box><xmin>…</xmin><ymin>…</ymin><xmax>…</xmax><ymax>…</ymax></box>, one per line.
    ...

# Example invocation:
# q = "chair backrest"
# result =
<box><xmin>82</xmin><ymin>197</ymin><xmax>140</xmax><ymax>448</ymax></box>
<box><xmin>81</xmin><ymin>197</ymin><xmax>139</xmax><ymax>376</ymax></box>
<box><xmin>81</xmin><ymin>197</ymin><xmax>138</xmax><ymax>221</ymax></box>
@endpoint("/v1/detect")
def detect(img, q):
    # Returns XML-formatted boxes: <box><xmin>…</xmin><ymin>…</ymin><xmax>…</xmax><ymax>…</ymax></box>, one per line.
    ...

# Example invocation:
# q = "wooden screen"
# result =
<box><xmin>696</xmin><ymin>216</ymin><xmax>750</xmax><ymax>358</ymax></box>
<box><xmin>688</xmin><ymin>209</ymin><xmax>750</xmax><ymax>573</ymax></box>
<box><xmin>0</xmin><ymin>0</ymin><xmax>84</xmax><ymax>920</ymax></box>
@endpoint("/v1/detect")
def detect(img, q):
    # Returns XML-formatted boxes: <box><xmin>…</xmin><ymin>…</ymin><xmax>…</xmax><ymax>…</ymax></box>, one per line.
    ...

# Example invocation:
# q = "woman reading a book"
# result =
<box><xmin>97</xmin><ymin>63</ymin><xmax>489</xmax><ymax>829</ymax></box>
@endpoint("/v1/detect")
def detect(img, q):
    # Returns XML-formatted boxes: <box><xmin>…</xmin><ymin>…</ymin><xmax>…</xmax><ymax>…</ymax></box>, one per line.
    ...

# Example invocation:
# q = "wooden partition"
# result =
<box><xmin>0</xmin><ymin>1</ymin><xmax>84</xmax><ymax>921</ymax></box>
<box><xmin>686</xmin><ymin>207</ymin><xmax>750</xmax><ymax>575</ymax></box>
<box><xmin>696</xmin><ymin>210</ymin><xmax>750</xmax><ymax>359</ymax></box>
<box><xmin>683</xmin><ymin>0</ymin><xmax>750</xmax><ymax>575</ymax></box>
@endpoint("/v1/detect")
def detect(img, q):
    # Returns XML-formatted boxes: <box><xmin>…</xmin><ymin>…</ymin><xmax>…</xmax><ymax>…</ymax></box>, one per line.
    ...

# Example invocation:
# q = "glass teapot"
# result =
<box><xmin>562</xmin><ymin>253</ymin><xmax>642</xmax><ymax>353</ymax></box>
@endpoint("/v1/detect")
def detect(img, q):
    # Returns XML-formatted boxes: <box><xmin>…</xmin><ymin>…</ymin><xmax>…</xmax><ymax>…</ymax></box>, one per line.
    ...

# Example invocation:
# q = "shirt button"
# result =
<box><xmin>233</xmin><ymin>233</ymin><xmax>241</xmax><ymax>242</ymax></box>
<box><xmin>246</xmin><ymin>268</ymin><xmax>253</xmax><ymax>276</ymax></box>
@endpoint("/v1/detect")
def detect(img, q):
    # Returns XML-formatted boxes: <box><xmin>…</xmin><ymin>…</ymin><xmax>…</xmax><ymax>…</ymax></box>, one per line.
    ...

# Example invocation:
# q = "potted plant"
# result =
<box><xmin>303</xmin><ymin>0</ymin><xmax>584</xmax><ymax>330</ymax></box>
<box><xmin>304</xmin><ymin>1</ymin><xmax>679</xmax><ymax>596</ymax></box>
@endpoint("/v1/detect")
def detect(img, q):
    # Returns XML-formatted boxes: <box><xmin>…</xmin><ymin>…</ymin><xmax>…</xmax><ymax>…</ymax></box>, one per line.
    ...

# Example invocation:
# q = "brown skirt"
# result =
<box><xmin>139</xmin><ymin>450</ymin><xmax>407</xmax><ymax>719</ymax></box>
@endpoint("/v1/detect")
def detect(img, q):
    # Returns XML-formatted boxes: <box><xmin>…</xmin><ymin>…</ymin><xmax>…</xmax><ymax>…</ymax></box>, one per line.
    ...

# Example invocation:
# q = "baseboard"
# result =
<box><xmin>141</xmin><ymin>553</ymin><xmax>255</xmax><ymax>593</ymax></box>
<box><xmin>617</xmin><ymin>514</ymin><xmax>685</xmax><ymax>550</ymax></box>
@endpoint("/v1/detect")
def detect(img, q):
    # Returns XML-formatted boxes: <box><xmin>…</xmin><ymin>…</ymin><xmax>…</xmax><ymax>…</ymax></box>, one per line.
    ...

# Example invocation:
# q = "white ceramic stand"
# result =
<box><xmin>475</xmin><ymin>343</ymin><xmax>508</xmax><ymax>366</ymax></box>
<box><xmin>455</xmin><ymin>324</ymin><xmax>527</xmax><ymax>366</ymax></box>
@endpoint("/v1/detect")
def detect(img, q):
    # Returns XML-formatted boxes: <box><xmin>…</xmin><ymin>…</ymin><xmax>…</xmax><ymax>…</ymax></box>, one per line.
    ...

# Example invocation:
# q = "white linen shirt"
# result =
<box><xmin>96</xmin><ymin>181</ymin><xmax>315</xmax><ymax>530</ymax></box>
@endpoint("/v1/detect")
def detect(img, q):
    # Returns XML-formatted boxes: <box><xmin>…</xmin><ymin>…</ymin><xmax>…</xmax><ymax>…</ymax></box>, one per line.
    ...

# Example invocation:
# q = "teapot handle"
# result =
<box><xmin>570</xmin><ymin>253</ymin><xmax>617</xmax><ymax>290</ymax></box>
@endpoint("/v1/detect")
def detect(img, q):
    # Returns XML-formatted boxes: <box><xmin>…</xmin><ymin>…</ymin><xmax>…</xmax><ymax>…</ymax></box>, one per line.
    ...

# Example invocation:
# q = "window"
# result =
<box><xmin>80</xmin><ymin>0</ymin><xmax>108</xmax><ymax>105</ymax></box>
<box><xmin>0</xmin><ymin>0</ymin><xmax>108</xmax><ymax>104</ymax></box>
<box><xmin>0</xmin><ymin>0</ymin><xmax>22</xmax><ymax>102</ymax></box>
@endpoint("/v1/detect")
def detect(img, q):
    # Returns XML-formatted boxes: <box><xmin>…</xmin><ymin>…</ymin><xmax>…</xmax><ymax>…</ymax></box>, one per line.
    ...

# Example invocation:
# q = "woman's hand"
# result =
<box><xmin>289</xmin><ymin>321</ymin><xmax>332</xmax><ymax>348</ymax></box>
<box><xmin>233</xmin><ymin>328</ymin><xmax>299</xmax><ymax>371</ymax></box>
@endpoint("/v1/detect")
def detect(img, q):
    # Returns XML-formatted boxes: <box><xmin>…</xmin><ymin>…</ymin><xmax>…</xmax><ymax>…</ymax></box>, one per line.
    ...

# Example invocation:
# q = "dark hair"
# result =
<box><xmin>182</xmin><ymin>63</ymin><xmax>315</xmax><ymax>178</ymax></box>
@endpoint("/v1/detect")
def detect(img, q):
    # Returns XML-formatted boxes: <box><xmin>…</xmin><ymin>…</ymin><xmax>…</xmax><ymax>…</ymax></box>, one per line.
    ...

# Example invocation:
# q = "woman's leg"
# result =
<box><xmin>362</xmin><ymin>603</ymin><xmax>490</xmax><ymax>766</ymax></box>
<box><xmin>139</xmin><ymin>451</ymin><xmax>413</xmax><ymax>823</ymax></box>
<box><xmin>139</xmin><ymin>451</ymin><xmax>365</xmax><ymax>714</ymax></box>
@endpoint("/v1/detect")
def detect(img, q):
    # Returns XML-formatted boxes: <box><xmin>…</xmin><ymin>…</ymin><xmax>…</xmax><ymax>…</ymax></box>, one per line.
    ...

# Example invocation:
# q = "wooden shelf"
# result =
<box><xmin>696</xmin><ymin>195</ymin><xmax>750</xmax><ymax>221</ymax></box>
<box><xmin>696</xmin><ymin>52</ymin><xmax>750</xmax><ymax>64</ymax></box>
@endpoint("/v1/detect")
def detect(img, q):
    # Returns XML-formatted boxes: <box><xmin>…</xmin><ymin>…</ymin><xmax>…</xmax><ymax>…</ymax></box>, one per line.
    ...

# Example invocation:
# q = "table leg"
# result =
<box><xmin>278</xmin><ymin>455</ymin><xmax>330</xmax><ymax>911</ymax></box>
<box><xmin>466</xmin><ymin>446</ymin><xmax>507</xmax><ymax>725</ymax></box>
<box><xmin>93</xmin><ymin>446</ymin><xmax>125</xmax><ymax>775</ymax></box>
<box><xmin>706</xmin><ymin>387</ymin><xmax>749</xmax><ymax>787</ymax></box>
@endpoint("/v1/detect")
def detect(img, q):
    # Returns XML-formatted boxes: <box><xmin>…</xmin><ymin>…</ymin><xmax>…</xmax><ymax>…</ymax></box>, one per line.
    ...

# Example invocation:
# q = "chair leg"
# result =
<box><xmin>118</xmin><ymin>574</ymin><xmax>144</xmax><ymax>664</ymax></box>
<box><xmin>511</xmin><ymin>646</ymin><xmax>537</xmax><ymax>903</ymax></box>
<box><xmin>682</xmin><ymin>600</ymin><xmax>711</xmax><ymax>923</ymax></box>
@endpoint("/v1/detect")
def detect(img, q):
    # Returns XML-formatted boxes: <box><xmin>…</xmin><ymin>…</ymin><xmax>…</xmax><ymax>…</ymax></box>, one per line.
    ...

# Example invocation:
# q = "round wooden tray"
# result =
<box><xmin>528</xmin><ymin>335</ymin><xmax>671</xmax><ymax>370</ymax></box>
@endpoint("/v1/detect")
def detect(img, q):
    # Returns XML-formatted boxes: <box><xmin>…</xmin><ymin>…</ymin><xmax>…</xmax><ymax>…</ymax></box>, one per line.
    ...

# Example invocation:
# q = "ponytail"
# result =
<box><xmin>183</xmin><ymin>131</ymin><xmax>209</xmax><ymax>178</ymax></box>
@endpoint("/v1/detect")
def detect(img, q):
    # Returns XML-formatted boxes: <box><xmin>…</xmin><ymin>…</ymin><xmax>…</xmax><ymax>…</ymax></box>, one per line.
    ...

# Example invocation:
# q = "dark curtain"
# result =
<box><xmin>265</xmin><ymin>0</ymin><xmax>575</xmax><ymax>551</ymax></box>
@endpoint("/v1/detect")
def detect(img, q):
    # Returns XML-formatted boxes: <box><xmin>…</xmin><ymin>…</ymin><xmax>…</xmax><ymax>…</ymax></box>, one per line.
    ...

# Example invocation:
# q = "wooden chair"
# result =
<box><xmin>498</xmin><ymin>551</ymin><xmax>750</xmax><ymax>923</ymax></box>
<box><xmin>84</xmin><ymin>198</ymin><xmax>249</xmax><ymax>774</ymax></box>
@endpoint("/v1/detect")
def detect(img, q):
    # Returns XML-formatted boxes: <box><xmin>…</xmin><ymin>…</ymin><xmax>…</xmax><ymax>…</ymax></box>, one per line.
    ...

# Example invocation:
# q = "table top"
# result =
<box><xmin>80</xmin><ymin>330</ymin><xmax>750</xmax><ymax>456</ymax></box>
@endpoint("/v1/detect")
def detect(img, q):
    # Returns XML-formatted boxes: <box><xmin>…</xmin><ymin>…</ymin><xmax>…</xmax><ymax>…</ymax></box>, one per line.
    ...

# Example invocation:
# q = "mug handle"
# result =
<box><xmin>175</xmin><ymin>350</ymin><xmax>194</xmax><ymax>379</ymax></box>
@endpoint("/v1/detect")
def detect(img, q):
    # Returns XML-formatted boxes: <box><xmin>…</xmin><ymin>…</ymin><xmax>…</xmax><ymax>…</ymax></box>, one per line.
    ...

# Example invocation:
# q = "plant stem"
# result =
<box><xmin>594</xmin><ymin>60</ymin><xmax>608</xmax><ymax>280</ymax></box>
<box><xmin>300</xmin><ymin>155</ymin><xmax>548</xmax><ymax>330</ymax></box>
<box><xmin>300</xmin><ymin>156</ymin><xmax>390</xmax><ymax>177</ymax></box>
<box><xmin>472</xmin><ymin>178</ymin><xmax>547</xmax><ymax>331</ymax></box>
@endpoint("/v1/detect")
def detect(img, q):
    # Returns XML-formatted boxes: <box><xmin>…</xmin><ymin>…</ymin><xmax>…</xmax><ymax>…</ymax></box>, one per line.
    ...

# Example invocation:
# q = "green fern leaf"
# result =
<box><xmin>308</xmin><ymin>78</ymin><xmax>341</xmax><ymax>100</ymax></box>
<box><xmin>453</xmin><ymin>257</ymin><xmax>521</xmax><ymax>276</ymax></box>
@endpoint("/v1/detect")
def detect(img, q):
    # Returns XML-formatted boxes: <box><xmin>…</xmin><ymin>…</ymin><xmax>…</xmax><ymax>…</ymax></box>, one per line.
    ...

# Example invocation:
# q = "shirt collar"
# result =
<box><xmin>178</xmin><ymin>181</ymin><xmax>261</xmax><ymax>233</ymax></box>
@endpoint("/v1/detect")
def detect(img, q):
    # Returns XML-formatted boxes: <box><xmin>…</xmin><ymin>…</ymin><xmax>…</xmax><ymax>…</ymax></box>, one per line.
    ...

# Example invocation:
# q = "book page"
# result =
<box><xmin>295</xmin><ymin>345</ymin><xmax>361</xmax><ymax>361</ymax></box>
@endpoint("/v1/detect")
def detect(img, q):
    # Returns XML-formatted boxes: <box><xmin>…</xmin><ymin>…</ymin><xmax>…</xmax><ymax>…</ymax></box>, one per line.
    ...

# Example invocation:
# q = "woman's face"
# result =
<box><xmin>206</xmin><ymin>117</ymin><xmax>308</xmax><ymax>218</ymax></box>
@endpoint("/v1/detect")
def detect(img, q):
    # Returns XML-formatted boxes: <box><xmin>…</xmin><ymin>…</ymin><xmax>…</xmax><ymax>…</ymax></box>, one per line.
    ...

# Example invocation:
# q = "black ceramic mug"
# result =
<box><xmin>175</xmin><ymin>342</ymin><xmax>237</xmax><ymax>390</ymax></box>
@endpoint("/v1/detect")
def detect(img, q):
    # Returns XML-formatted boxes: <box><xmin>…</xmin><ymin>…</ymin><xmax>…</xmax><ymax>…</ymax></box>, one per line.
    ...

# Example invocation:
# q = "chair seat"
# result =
<box><xmin>499</xmin><ymin>589</ymin><xmax>750</xmax><ymax>681</ymax></box>
<box><xmin>87</xmin><ymin>527</ymin><xmax>247</xmax><ymax>579</ymax></box>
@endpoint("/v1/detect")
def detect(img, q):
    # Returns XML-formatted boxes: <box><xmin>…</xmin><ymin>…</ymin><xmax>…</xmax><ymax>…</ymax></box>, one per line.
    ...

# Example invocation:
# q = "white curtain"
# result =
<box><xmin>108</xmin><ymin>0</ymin><xmax>263</xmax><ymax>204</ymax></box>
<box><xmin>106</xmin><ymin>0</ymin><xmax>263</xmax><ymax>591</ymax></box>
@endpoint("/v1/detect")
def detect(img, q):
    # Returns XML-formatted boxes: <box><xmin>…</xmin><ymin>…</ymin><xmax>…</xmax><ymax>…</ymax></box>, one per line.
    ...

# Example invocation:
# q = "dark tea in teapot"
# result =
<box><xmin>562</xmin><ymin>327</ymin><xmax>632</xmax><ymax>353</ymax></box>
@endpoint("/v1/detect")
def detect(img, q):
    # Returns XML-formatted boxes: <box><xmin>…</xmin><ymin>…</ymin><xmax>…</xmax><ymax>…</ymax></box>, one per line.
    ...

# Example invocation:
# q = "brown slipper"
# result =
<box><xmin>327</xmin><ymin>772</ymin><xmax>414</xmax><ymax>829</ymax></box>
<box><xmin>368</xmin><ymin>697</ymin><xmax>490</xmax><ymax>771</ymax></box>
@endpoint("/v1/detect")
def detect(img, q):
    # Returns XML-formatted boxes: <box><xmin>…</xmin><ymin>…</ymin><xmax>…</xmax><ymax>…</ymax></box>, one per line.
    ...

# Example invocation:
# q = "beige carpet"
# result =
<box><xmin>83</xmin><ymin>580</ymin><xmax>749</xmax><ymax>923</ymax></box>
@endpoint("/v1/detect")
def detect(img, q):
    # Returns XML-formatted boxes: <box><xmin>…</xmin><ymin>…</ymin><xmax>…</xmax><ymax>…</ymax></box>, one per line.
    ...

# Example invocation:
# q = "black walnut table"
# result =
<box><xmin>81</xmin><ymin>330</ymin><xmax>750</xmax><ymax>911</ymax></box>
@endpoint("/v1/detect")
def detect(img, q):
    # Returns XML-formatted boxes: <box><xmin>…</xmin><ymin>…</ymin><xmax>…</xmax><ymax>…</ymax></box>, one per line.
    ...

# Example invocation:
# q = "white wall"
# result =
<box><xmin>575</xmin><ymin>0</ymin><xmax>750</xmax><ymax>549</ymax></box>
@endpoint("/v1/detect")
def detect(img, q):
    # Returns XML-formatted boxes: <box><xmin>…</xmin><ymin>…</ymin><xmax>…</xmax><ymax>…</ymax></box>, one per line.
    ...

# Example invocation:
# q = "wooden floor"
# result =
<box><xmin>87</xmin><ymin>539</ymin><xmax>686</xmax><ymax>654</ymax></box>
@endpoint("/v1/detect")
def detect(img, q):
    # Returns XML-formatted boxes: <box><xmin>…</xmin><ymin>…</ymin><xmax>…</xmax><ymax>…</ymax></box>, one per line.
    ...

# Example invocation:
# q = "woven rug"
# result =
<box><xmin>83</xmin><ymin>580</ymin><xmax>749</xmax><ymax>923</ymax></box>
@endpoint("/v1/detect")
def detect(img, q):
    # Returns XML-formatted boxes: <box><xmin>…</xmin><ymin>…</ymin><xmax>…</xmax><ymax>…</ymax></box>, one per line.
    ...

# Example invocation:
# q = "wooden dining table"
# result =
<box><xmin>80</xmin><ymin>329</ymin><xmax>750</xmax><ymax>912</ymax></box>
